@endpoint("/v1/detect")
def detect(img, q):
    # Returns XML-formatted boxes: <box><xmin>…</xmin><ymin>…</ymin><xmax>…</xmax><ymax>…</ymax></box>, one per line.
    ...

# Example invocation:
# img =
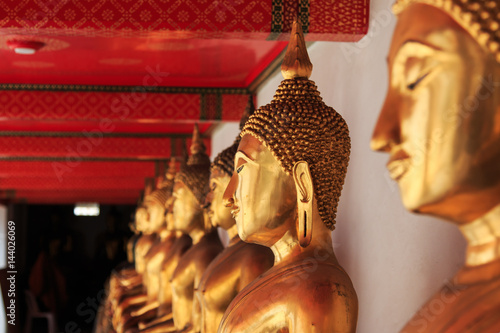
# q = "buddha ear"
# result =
<box><xmin>292</xmin><ymin>161</ymin><xmax>313</xmax><ymax>247</ymax></box>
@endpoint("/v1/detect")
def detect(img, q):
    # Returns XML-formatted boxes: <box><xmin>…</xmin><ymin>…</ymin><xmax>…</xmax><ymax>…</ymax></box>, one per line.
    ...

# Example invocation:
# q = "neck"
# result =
<box><xmin>226</xmin><ymin>224</ymin><xmax>239</xmax><ymax>244</ymax></box>
<box><xmin>270</xmin><ymin>214</ymin><xmax>336</xmax><ymax>266</ymax></box>
<box><xmin>189</xmin><ymin>228</ymin><xmax>205</xmax><ymax>245</ymax></box>
<box><xmin>159</xmin><ymin>227</ymin><xmax>174</xmax><ymax>241</ymax></box>
<box><xmin>270</xmin><ymin>230</ymin><xmax>301</xmax><ymax>265</ymax></box>
<box><xmin>459</xmin><ymin>203</ymin><xmax>500</xmax><ymax>267</ymax></box>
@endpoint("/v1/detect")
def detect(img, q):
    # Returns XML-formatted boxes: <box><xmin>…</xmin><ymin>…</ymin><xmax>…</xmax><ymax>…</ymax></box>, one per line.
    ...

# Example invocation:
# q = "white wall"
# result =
<box><xmin>210</xmin><ymin>0</ymin><xmax>467</xmax><ymax>331</ymax></box>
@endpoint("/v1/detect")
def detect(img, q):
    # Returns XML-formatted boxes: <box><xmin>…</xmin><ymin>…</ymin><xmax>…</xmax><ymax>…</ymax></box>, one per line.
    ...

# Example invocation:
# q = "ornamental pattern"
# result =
<box><xmin>0</xmin><ymin>135</ymin><xmax>211</xmax><ymax>159</ymax></box>
<box><xmin>0</xmin><ymin>0</ymin><xmax>369</xmax><ymax>41</ymax></box>
<box><xmin>0</xmin><ymin>88</ymin><xmax>249</xmax><ymax>121</ymax></box>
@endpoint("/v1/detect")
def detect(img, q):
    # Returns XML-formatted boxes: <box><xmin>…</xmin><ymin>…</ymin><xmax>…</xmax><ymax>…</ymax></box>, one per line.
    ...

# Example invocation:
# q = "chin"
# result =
<box><xmin>400</xmin><ymin>187</ymin><xmax>443</xmax><ymax>215</ymax></box>
<box><xmin>401</xmin><ymin>193</ymin><xmax>429</xmax><ymax>214</ymax></box>
<box><xmin>236</xmin><ymin>223</ymin><xmax>248</xmax><ymax>241</ymax></box>
<box><xmin>237</xmin><ymin>222</ymin><xmax>257</xmax><ymax>243</ymax></box>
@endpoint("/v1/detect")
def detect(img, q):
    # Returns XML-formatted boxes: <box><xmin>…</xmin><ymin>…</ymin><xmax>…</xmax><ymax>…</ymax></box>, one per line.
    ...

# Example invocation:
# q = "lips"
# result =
<box><xmin>387</xmin><ymin>149</ymin><xmax>411</xmax><ymax>181</ymax></box>
<box><xmin>230</xmin><ymin>206</ymin><xmax>240</xmax><ymax>219</ymax></box>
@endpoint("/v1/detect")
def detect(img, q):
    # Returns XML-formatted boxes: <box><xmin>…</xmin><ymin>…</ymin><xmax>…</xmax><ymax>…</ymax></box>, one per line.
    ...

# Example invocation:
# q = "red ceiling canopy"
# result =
<box><xmin>0</xmin><ymin>0</ymin><xmax>370</xmax><ymax>204</ymax></box>
<box><xmin>0</xmin><ymin>0</ymin><xmax>369</xmax><ymax>40</ymax></box>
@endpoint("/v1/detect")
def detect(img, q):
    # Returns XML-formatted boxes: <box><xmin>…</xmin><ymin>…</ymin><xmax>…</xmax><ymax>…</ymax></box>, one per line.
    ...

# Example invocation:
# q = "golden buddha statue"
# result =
<box><xmin>105</xmin><ymin>205</ymin><xmax>156</xmax><ymax>332</ymax></box>
<box><xmin>116</xmin><ymin>159</ymin><xmax>183</xmax><ymax>332</ymax></box>
<box><xmin>126</xmin><ymin>223</ymin><xmax>140</xmax><ymax>262</ymax></box>
<box><xmin>109</xmin><ymin>206</ymin><xmax>156</xmax><ymax>307</ymax></box>
<box><xmin>139</xmin><ymin>124</ymin><xmax>224</xmax><ymax>333</ymax></box>
<box><xmin>220</xmin><ymin>19</ymin><xmax>358</xmax><ymax>333</ymax></box>
<box><xmin>96</xmin><ymin>218</ymin><xmax>141</xmax><ymax>332</ymax></box>
<box><xmin>195</xmin><ymin>107</ymin><xmax>274</xmax><ymax>333</ymax></box>
<box><xmin>135</xmin><ymin>201</ymin><xmax>193</xmax><ymax>333</ymax></box>
<box><xmin>133</xmin><ymin>161</ymin><xmax>194</xmax><ymax>333</ymax></box>
<box><xmin>116</xmin><ymin>178</ymin><xmax>158</xmax><ymax>291</ymax></box>
<box><xmin>371</xmin><ymin>1</ymin><xmax>500</xmax><ymax>332</ymax></box>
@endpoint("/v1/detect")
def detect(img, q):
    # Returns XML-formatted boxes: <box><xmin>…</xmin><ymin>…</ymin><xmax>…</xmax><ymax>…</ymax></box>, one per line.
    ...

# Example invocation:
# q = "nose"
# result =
<box><xmin>201</xmin><ymin>200</ymin><xmax>210</xmax><ymax>210</ymax></box>
<box><xmin>223</xmin><ymin>171</ymin><xmax>238</xmax><ymax>208</ymax></box>
<box><xmin>370</xmin><ymin>93</ymin><xmax>401</xmax><ymax>152</ymax></box>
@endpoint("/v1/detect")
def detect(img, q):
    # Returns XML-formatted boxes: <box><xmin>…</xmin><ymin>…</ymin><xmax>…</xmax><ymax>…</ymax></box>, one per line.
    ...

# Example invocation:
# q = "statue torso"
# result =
<box><xmin>134</xmin><ymin>234</ymin><xmax>158</xmax><ymax>274</ymax></box>
<box><xmin>127</xmin><ymin>233</ymin><xmax>140</xmax><ymax>263</ymax></box>
<box><xmin>144</xmin><ymin>234</ymin><xmax>177</xmax><ymax>302</ymax></box>
<box><xmin>157</xmin><ymin>233</ymin><xmax>192</xmax><ymax>316</ymax></box>
<box><xmin>219</xmin><ymin>259</ymin><xmax>358</xmax><ymax>333</ymax></box>
<box><xmin>402</xmin><ymin>259</ymin><xmax>500</xmax><ymax>333</ymax></box>
<box><xmin>171</xmin><ymin>230</ymin><xmax>224</xmax><ymax>331</ymax></box>
<box><xmin>197</xmin><ymin>239</ymin><xmax>274</xmax><ymax>333</ymax></box>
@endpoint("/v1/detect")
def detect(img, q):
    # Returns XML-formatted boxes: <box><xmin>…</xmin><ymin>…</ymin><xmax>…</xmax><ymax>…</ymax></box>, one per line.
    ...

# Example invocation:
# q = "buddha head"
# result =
<box><xmin>371</xmin><ymin>0</ymin><xmax>500</xmax><ymax>224</ymax></box>
<box><xmin>161</xmin><ymin>157</ymin><xmax>177</xmax><ymax>230</ymax></box>
<box><xmin>143</xmin><ymin>186</ymin><xmax>169</xmax><ymax>234</ymax></box>
<box><xmin>207</xmin><ymin>143</ymin><xmax>237</xmax><ymax>230</ymax></box>
<box><xmin>143</xmin><ymin>159</ymin><xmax>177</xmax><ymax>233</ymax></box>
<box><xmin>173</xmin><ymin>124</ymin><xmax>211</xmax><ymax>233</ymax></box>
<box><xmin>134</xmin><ymin>206</ymin><xmax>148</xmax><ymax>234</ymax></box>
<box><xmin>224</xmin><ymin>20</ymin><xmax>351</xmax><ymax>248</ymax></box>
<box><xmin>206</xmin><ymin>99</ymin><xmax>255</xmax><ymax>230</ymax></box>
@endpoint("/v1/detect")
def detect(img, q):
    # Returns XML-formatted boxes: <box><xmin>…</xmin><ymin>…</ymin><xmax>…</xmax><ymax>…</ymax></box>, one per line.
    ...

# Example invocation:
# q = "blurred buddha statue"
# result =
<box><xmin>220</xmin><ymin>19</ymin><xmax>358</xmax><ymax>333</ymax></box>
<box><xmin>136</xmin><ymin>168</ymin><xmax>193</xmax><ymax>332</ymax></box>
<box><xmin>371</xmin><ymin>1</ymin><xmax>500</xmax><ymax>332</ymax></box>
<box><xmin>99</xmin><ymin>200</ymin><xmax>151</xmax><ymax>332</ymax></box>
<box><xmin>195</xmin><ymin>104</ymin><xmax>274</xmax><ymax>333</ymax></box>
<box><xmin>112</xmin><ymin>219</ymin><xmax>141</xmax><ymax>288</ymax></box>
<box><xmin>116</xmin><ymin>159</ymin><xmax>186</xmax><ymax>332</ymax></box>
<box><xmin>117</xmin><ymin>179</ymin><xmax>157</xmax><ymax>290</ymax></box>
<box><xmin>126</xmin><ymin>222</ymin><xmax>140</xmax><ymax>265</ymax></box>
<box><xmin>108</xmin><ymin>204</ymin><xmax>156</xmax><ymax>311</ymax></box>
<box><xmin>140</xmin><ymin>124</ymin><xmax>224</xmax><ymax>333</ymax></box>
<box><xmin>95</xmin><ymin>218</ymin><xmax>139</xmax><ymax>333</ymax></box>
<box><xmin>170</xmin><ymin>124</ymin><xmax>224</xmax><ymax>333</ymax></box>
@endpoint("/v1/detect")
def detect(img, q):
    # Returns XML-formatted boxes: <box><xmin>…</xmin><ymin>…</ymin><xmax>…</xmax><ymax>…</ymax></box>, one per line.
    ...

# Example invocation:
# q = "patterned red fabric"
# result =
<box><xmin>0</xmin><ymin>135</ymin><xmax>211</xmax><ymax>158</ymax></box>
<box><xmin>0</xmin><ymin>88</ymin><xmax>248</xmax><ymax>122</ymax></box>
<box><xmin>11</xmin><ymin>189</ymin><xmax>142</xmax><ymax>204</ymax></box>
<box><xmin>0</xmin><ymin>0</ymin><xmax>369</xmax><ymax>41</ymax></box>
<box><xmin>0</xmin><ymin>160</ymin><xmax>156</xmax><ymax>177</ymax></box>
<box><xmin>0</xmin><ymin>176</ymin><xmax>146</xmax><ymax>190</ymax></box>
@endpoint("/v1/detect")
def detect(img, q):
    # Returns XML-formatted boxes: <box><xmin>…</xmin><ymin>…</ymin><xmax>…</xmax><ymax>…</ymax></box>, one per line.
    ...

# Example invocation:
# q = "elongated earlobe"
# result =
<box><xmin>293</xmin><ymin>161</ymin><xmax>313</xmax><ymax>247</ymax></box>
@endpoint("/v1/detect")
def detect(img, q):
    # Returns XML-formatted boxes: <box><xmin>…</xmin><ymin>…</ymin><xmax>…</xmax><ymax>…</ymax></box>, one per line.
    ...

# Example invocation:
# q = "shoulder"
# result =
<box><xmin>279</xmin><ymin>263</ymin><xmax>358</xmax><ymax>331</ymax></box>
<box><xmin>221</xmin><ymin>262</ymin><xmax>358</xmax><ymax>333</ymax></box>
<box><xmin>238</xmin><ymin>242</ymin><xmax>274</xmax><ymax>262</ymax></box>
<box><xmin>275</xmin><ymin>262</ymin><xmax>357</xmax><ymax>307</ymax></box>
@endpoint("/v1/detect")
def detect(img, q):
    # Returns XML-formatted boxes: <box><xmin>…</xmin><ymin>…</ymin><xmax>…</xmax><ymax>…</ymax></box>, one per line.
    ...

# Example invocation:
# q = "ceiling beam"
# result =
<box><xmin>0</xmin><ymin>160</ymin><xmax>157</xmax><ymax>178</ymax></box>
<box><xmin>0</xmin><ymin>176</ymin><xmax>146</xmax><ymax>191</ymax></box>
<box><xmin>0</xmin><ymin>85</ymin><xmax>250</xmax><ymax>123</ymax></box>
<box><xmin>0</xmin><ymin>0</ymin><xmax>369</xmax><ymax>41</ymax></box>
<box><xmin>3</xmin><ymin>189</ymin><xmax>142</xmax><ymax>204</ymax></box>
<box><xmin>0</xmin><ymin>133</ymin><xmax>211</xmax><ymax>160</ymax></box>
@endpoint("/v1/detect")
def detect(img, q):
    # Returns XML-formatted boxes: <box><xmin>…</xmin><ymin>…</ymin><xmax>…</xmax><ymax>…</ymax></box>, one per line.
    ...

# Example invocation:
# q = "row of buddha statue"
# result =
<box><xmin>96</xmin><ymin>111</ymin><xmax>278</xmax><ymax>333</ymax></box>
<box><xmin>96</xmin><ymin>0</ymin><xmax>500</xmax><ymax>331</ymax></box>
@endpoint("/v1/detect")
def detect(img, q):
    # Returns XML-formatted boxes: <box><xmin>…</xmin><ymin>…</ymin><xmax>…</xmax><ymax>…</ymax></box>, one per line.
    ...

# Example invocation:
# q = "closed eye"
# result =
<box><xmin>407</xmin><ymin>71</ymin><xmax>430</xmax><ymax>90</ymax></box>
<box><xmin>236</xmin><ymin>165</ymin><xmax>244</xmax><ymax>173</ymax></box>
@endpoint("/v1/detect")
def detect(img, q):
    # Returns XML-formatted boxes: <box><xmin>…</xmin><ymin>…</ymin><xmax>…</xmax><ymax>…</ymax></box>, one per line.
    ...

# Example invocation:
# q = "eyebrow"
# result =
<box><xmin>389</xmin><ymin>39</ymin><xmax>442</xmax><ymax>64</ymax></box>
<box><xmin>235</xmin><ymin>150</ymin><xmax>259</xmax><ymax>166</ymax></box>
